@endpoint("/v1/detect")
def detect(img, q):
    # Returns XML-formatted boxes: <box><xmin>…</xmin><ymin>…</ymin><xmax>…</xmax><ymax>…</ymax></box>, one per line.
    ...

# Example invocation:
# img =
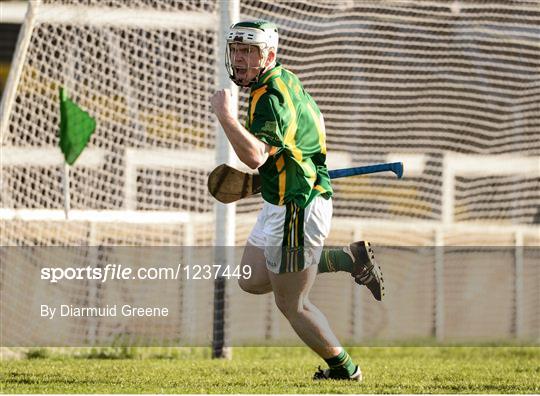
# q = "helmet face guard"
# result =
<box><xmin>225</xmin><ymin>41</ymin><xmax>267</xmax><ymax>87</ymax></box>
<box><xmin>225</xmin><ymin>22</ymin><xmax>278</xmax><ymax>87</ymax></box>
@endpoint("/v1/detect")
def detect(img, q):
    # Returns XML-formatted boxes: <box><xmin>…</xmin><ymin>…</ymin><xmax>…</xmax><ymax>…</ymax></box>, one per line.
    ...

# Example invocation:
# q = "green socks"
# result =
<box><xmin>324</xmin><ymin>349</ymin><xmax>357</xmax><ymax>377</ymax></box>
<box><xmin>318</xmin><ymin>248</ymin><xmax>355</xmax><ymax>273</ymax></box>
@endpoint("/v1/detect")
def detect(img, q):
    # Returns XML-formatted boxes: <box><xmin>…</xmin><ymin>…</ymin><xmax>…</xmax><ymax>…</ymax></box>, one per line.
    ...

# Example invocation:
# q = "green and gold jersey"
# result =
<box><xmin>246</xmin><ymin>63</ymin><xmax>333</xmax><ymax>208</ymax></box>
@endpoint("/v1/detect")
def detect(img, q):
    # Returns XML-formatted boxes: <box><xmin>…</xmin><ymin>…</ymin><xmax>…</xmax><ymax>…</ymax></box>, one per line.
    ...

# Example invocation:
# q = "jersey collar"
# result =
<box><xmin>252</xmin><ymin>62</ymin><xmax>283</xmax><ymax>90</ymax></box>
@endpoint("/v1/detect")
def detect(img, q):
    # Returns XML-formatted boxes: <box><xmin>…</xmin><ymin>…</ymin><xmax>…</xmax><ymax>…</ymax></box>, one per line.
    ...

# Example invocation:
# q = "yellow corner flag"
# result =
<box><xmin>59</xmin><ymin>87</ymin><xmax>96</xmax><ymax>165</ymax></box>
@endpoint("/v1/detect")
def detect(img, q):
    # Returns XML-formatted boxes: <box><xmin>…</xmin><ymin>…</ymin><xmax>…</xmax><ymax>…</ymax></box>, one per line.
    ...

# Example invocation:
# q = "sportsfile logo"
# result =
<box><xmin>40</xmin><ymin>264</ymin><xmax>182</xmax><ymax>283</ymax></box>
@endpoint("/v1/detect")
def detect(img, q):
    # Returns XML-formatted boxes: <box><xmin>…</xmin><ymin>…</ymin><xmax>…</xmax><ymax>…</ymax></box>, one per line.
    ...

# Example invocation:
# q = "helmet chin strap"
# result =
<box><xmin>231</xmin><ymin>68</ymin><xmax>262</xmax><ymax>87</ymax></box>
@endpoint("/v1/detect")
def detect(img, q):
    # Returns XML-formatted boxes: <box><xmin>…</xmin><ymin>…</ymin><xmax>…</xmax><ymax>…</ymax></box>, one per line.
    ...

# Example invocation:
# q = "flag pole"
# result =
<box><xmin>58</xmin><ymin>86</ymin><xmax>96</xmax><ymax>219</ymax></box>
<box><xmin>63</xmin><ymin>163</ymin><xmax>70</xmax><ymax>219</ymax></box>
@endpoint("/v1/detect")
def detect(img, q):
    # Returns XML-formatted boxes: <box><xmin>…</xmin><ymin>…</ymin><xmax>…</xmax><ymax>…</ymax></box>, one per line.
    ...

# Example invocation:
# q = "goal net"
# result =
<box><xmin>1</xmin><ymin>0</ymin><xmax>539</xmax><ymax>353</ymax></box>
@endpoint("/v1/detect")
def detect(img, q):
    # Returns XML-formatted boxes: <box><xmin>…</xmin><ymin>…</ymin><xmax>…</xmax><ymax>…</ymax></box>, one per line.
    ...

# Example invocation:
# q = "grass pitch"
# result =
<box><xmin>1</xmin><ymin>346</ymin><xmax>539</xmax><ymax>393</ymax></box>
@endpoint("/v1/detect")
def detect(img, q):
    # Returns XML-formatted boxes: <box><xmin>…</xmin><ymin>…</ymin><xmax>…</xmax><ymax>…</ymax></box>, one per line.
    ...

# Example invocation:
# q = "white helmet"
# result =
<box><xmin>225</xmin><ymin>20</ymin><xmax>279</xmax><ymax>87</ymax></box>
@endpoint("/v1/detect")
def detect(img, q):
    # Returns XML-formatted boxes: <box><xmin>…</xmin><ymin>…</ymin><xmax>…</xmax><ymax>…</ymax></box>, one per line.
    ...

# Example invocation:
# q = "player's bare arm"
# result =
<box><xmin>210</xmin><ymin>88</ymin><xmax>272</xmax><ymax>169</ymax></box>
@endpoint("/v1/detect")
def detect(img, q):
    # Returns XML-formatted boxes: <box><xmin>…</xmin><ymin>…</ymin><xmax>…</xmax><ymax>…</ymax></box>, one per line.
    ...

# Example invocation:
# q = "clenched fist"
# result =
<box><xmin>210</xmin><ymin>89</ymin><xmax>232</xmax><ymax>120</ymax></box>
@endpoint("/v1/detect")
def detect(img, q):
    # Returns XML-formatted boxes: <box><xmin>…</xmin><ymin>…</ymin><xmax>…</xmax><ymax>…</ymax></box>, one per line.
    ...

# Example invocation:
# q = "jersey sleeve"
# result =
<box><xmin>249</xmin><ymin>93</ymin><xmax>286</xmax><ymax>149</ymax></box>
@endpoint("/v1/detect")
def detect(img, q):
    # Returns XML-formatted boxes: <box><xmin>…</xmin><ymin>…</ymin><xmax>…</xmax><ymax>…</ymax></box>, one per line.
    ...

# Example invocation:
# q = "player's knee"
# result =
<box><xmin>238</xmin><ymin>277</ymin><xmax>268</xmax><ymax>295</ymax></box>
<box><xmin>237</xmin><ymin>277</ymin><xmax>256</xmax><ymax>293</ymax></box>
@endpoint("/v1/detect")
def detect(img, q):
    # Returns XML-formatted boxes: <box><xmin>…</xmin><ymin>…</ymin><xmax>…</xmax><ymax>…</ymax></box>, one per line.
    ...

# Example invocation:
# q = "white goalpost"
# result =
<box><xmin>212</xmin><ymin>0</ymin><xmax>239</xmax><ymax>360</ymax></box>
<box><xmin>1</xmin><ymin>0</ymin><xmax>539</xmax><ymax>356</ymax></box>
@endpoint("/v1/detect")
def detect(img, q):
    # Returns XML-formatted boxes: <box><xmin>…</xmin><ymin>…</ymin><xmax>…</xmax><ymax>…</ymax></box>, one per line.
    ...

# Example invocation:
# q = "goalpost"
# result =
<box><xmin>1</xmin><ymin>0</ymin><xmax>539</xmax><ymax>356</ymax></box>
<box><xmin>212</xmin><ymin>0</ymin><xmax>239</xmax><ymax>360</ymax></box>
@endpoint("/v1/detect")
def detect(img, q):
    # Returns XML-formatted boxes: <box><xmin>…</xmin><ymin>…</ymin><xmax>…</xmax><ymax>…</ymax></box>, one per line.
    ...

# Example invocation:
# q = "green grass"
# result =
<box><xmin>1</xmin><ymin>346</ymin><xmax>539</xmax><ymax>393</ymax></box>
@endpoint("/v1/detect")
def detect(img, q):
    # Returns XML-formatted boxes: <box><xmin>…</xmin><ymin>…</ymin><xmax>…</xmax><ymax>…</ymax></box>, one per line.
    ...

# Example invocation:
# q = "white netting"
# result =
<box><xmin>2</xmin><ymin>5</ymin><xmax>217</xmax><ymax>212</ymax></box>
<box><xmin>238</xmin><ymin>0</ymin><xmax>540</xmax><ymax>222</ymax></box>
<box><xmin>0</xmin><ymin>0</ymin><xmax>220</xmax><ymax>354</ymax></box>
<box><xmin>1</xmin><ymin>1</ymin><xmax>539</xmax><ymax>352</ymax></box>
<box><xmin>40</xmin><ymin>0</ymin><xmax>217</xmax><ymax>11</ymax></box>
<box><xmin>2</xmin><ymin>1</ymin><xmax>538</xmax><ymax>218</ymax></box>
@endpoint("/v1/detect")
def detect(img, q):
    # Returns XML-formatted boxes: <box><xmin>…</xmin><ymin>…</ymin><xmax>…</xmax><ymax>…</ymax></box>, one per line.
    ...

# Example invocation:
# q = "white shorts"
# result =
<box><xmin>247</xmin><ymin>196</ymin><xmax>332</xmax><ymax>274</ymax></box>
